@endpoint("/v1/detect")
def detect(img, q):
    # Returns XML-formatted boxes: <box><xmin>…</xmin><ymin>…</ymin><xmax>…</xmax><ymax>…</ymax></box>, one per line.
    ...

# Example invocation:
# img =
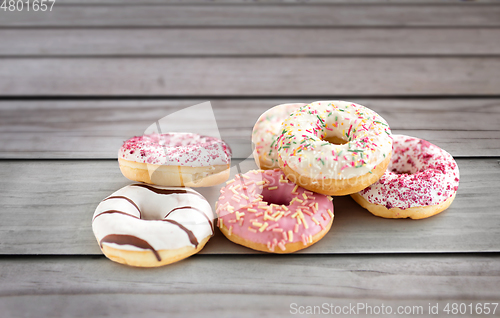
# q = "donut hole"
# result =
<box><xmin>323</xmin><ymin>135</ymin><xmax>349</xmax><ymax>145</ymax></box>
<box><xmin>391</xmin><ymin>169</ymin><xmax>413</xmax><ymax>175</ymax></box>
<box><xmin>390</xmin><ymin>165</ymin><xmax>418</xmax><ymax>175</ymax></box>
<box><xmin>389</xmin><ymin>156</ymin><xmax>420</xmax><ymax>175</ymax></box>
<box><xmin>261</xmin><ymin>188</ymin><xmax>293</xmax><ymax>206</ymax></box>
<box><xmin>140</xmin><ymin>209</ymin><xmax>164</xmax><ymax>220</ymax></box>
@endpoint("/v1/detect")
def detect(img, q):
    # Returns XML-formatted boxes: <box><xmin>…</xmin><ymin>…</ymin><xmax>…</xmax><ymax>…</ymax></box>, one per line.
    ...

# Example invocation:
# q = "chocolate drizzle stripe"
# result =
<box><xmin>165</xmin><ymin>206</ymin><xmax>214</xmax><ymax>234</ymax></box>
<box><xmin>130</xmin><ymin>183</ymin><xmax>205</xmax><ymax>199</ymax></box>
<box><xmin>102</xmin><ymin>196</ymin><xmax>142</xmax><ymax>218</ymax></box>
<box><xmin>93</xmin><ymin>210</ymin><xmax>140</xmax><ymax>221</ymax></box>
<box><xmin>163</xmin><ymin>219</ymin><xmax>199</xmax><ymax>248</ymax></box>
<box><xmin>100</xmin><ymin>234</ymin><xmax>161</xmax><ymax>261</ymax></box>
<box><xmin>131</xmin><ymin>183</ymin><xmax>187</xmax><ymax>195</ymax></box>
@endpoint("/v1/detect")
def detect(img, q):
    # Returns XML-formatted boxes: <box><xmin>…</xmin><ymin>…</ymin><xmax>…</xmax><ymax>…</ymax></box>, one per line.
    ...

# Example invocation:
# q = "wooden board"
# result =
<box><xmin>55</xmin><ymin>0</ymin><xmax>500</xmax><ymax>4</ymax></box>
<box><xmin>2</xmin><ymin>130</ymin><xmax>498</xmax><ymax>159</ymax></box>
<box><xmin>0</xmin><ymin>99</ymin><xmax>498</xmax><ymax>158</ymax></box>
<box><xmin>0</xmin><ymin>158</ymin><xmax>498</xmax><ymax>255</ymax></box>
<box><xmin>2</xmin><ymin>29</ymin><xmax>500</xmax><ymax>56</ymax></box>
<box><xmin>0</xmin><ymin>254</ymin><xmax>499</xmax><ymax>317</ymax></box>
<box><xmin>1</xmin><ymin>4</ymin><xmax>500</xmax><ymax>27</ymax></box>
<box><xmin>0</xmin><ymin>0</ymin><xmax>498</xmax><ymax>315</ymax></box>
<box><xmin>4</xmin><ymin>295</ymin><xmax>500</xmax><ymax>318</ymax></box>
<box><xmin>2</xmin><ymin>58</ymin><xmax>500</xmax><ymax>96</ymax></box>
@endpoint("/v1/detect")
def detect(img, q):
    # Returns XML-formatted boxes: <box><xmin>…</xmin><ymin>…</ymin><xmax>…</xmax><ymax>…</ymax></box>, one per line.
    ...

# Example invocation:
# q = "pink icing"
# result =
<box><xmin>359</xmin><ymin>135</ymin><xmax>459</xmax><ymax>210</ymax></box>
<box><xmin>216</xmin><ymin>169</ymin><xmax>334</xmax><ymax>252</ymax></box>
<box><xmin>119</xmin><ymin>133</ymin><xmax>231</xmax><ymax>167</ymax></box>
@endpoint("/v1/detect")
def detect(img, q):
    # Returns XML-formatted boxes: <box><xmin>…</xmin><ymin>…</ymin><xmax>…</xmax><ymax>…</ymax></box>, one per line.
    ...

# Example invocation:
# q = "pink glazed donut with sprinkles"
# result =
<box><xmin>216</xmin><ymin>169</ymin><xmax>334</xmax><ymax>253</ymax></box>
<box><xmin>119</xmin><ymin>133</ymin><xmax>231</xmax><ymax>187</ymax></box>
<box><xmin>351</xmin><ymin>135</ymin><xmax>459</xmax><ymax>219</ymax></box>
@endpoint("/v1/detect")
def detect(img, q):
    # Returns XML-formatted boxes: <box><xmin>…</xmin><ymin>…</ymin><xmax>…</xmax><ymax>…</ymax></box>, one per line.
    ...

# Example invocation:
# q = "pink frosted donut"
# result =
<box><xmin>252</xmin><ymin>103</ymin><xmax>307</xmax><ymax>169</ymax></box>
<box><xmin>118</xmin><ymin>133</ymin><xmax>231</xmax><ymax>187</ymax></box>
<box><xmin>351</xmin><ymin>135</ymin><xmax>459</xmax><ymax>219</ymax></box>
<box><xmin>216</xmin><ymin>169</ymin><xmax>334</xmax><ymax>253</ymax></box>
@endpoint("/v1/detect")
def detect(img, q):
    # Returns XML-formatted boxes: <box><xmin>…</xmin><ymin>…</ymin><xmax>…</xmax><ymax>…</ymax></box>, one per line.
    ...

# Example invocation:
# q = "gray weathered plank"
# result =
<box><xmin>4</xmin><ymin>295</ymin><xmax>500</xmax><ymax>318</ymax></box>
<box><xmin>1</xmin><ymin>130</ymin><xmax>497</xmax><ymax>159</ymax></box>
<box><xmin>56</xmin><ymin>0</ymin><xmax>500</xmax><ymax>4</ymax></box>
<box><xmin>1</xmin><ymin>58</ymin><xmax>500</xmax><ymax>96</ymax></box>
<box><xmin>0</xmin><ymin>99</ymin><xmax>498</xmax><ymax>158</ymax></box>
<box><xmin>0</xmin><ymin>255</ymin><xmax>499</xmax><ymax>317</ymax></box>
<box><xmin>2</xmin><ymin>29</ymin><xmax>500</xmax><ymax>56</ymax></box>
<box><xmin>0</xmin><ymin>158</ymin><xmax>498</xmax><ymax>255</ymax></box>
<box><xmin>1</xmin><ymin>4</ymin><xmax>500</xmax><ymax>27</ymax></box>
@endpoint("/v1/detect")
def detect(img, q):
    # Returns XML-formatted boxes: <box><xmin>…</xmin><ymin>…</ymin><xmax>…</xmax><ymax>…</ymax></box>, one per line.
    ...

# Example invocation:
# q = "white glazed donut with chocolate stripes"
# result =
<box><xmin>92</xmin><ymin>183</ymin><xmax>214</xmax><ymax>267</ymax></box>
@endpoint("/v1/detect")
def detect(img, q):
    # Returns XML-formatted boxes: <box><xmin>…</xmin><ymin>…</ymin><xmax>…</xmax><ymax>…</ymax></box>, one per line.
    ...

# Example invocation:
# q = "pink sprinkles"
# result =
<box><xmin>119</xmin><ymin>133</ymin><xmax>231</xmax><ymax>166</ymax></box>
<box><xmin>359</xmin><ymin>135</ymin><xmax>459</xmax><ymax>210</ymax></box>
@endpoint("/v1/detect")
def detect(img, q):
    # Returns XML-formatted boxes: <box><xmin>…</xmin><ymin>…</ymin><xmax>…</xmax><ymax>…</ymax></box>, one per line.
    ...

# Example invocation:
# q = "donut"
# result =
<box><xmin>118</xmin><ymin>133</ymin><xmax>231</xmax><ymax>187</ymax></box>
<box><xmin>92</xmin><ymin>183</ymin><xmax>214</xmax><ymax>267</ymax></box>
<box><xmin>216</xmin><ymin>169</ymin><xmax>334</xmax><ymax>253</ymax></box>
<box><xmin>351</xmin><ymin>135</ymin><xmax>459</xmax><ymax>219</ymax></box>
<box><xmin>252</xmin><ymin>103</ymin><xmax>307</xmax><ymax>170</ymax></box>
<box><xmin>276</xmin><ymin>101</ymin><xmax>393</xmax><ymax>196</ymax></box>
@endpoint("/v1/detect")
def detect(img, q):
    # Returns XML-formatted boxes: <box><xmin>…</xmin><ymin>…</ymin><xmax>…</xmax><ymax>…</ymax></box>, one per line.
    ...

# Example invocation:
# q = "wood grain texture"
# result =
<box><xmin>1</xmin><ymin>130</ymin><xmax>497</xmax><ymax>159</ymax></box>
<box><xmin>0</xmin><ymin>158</ymin><xmax>498</xmax><ymax>255</ymax></box>
<box><xmin>56</xmin><ymin>0</ymin><xmax>500</xmax><ymax>4</ymax></box>
<box><xmin>4</xmin><ymin>295</ymin><xmax>500</xmax><ymax>318</ymax></box>
<box><xmin>0</xmin><ymin>254</ymin><xmax>499</xmax><ymax>317</ymax></box>
<box><xmin>2</xmin><ymin>58</ymin><xmax>500</xmax><ymax>96</ymax></box>
<box><xmin>0</xmin><ymin>1</ymin><xmax>498</xmax><ymax>314</ymax></box>
<box><xmin>0</xmin><ymin>99</ymin><xmax>498</xmax><ymax>158</ymax></box>
<box><xmin>2</xmin><ymin>4</ymin><xmax>500</xmax><ymax>27</ymax></box>
<box><xmin>2</xmin><ymin>29</ymin><xmax>500</xmax><ymax>56</ymax></box>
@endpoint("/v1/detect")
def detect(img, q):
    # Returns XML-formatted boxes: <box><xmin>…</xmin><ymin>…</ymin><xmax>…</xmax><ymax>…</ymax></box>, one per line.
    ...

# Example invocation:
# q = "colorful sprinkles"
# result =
<box><xmin>252</xmin><ymin>103</ymin><xmax>307</xmax><ymax>169</ymax></box>
<box><xmin>275</xmin><ymin>101</ymin><xmax>392</xmax><ymax>180</ymax></box>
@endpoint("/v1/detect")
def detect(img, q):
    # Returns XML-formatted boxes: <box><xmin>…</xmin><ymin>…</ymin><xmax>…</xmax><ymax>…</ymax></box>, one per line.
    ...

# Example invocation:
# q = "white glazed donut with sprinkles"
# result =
<box><xmin>252</xmin><ymin>103</ymin><xmax>306</xmax><ymax>170</ymax></box>
<box><xmin>277</xmin><ymin>101</ymin><xmax>393</xmax><ymax>196</ymax></box>
<box><xmin>351</xmin><ymin>135</ymin><xmax>459</xmax><ymax>219</ymax></box>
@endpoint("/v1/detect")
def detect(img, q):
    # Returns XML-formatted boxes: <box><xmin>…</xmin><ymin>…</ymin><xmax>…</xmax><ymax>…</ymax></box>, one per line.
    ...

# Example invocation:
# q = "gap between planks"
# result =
<box><xmin>0</xmin><ymin>99</ymin><xmax>498</xmax><ymax>158</ymax></box>
<box><xmin>0</xmin><ymin>158</ymin><xmax>498</xmax><ymax>255</ymax></box>
<box><xmin>0</xmin><ymin>254</ymin><xmax>499</xmax><ymax>299</ymax></box>
<box><xmin>0</xmin><ymin>254</ymin><xmax>499</xmax><ymax>317</ymax></box>
<box><xmin>1</xmin><ymin>4</ymin><xmax>500</xmax><ymax>28</ymax></box>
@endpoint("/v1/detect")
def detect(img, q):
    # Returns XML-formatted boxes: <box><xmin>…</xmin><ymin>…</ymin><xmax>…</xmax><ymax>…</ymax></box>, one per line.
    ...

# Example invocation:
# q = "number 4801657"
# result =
<box><xmin>1</xmin><ymin>0</ymin><xmax>56</xmax><ymax>11</ymax></box>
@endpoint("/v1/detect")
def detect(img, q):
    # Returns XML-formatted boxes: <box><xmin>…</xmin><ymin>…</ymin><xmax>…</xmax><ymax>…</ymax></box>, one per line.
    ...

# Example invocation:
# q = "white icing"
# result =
<box><xmin>92</xmin><ymin>184</ymin><xmax>214</xmax><ymax>253</ymax></box>
<box><xmin>118</xmin><ymin>133</ymin><xmax>231</xmax><ymax>167</ymax></box>
<box><xmin>358</xmin><ymin>135</ymin><xmax>460</xmax><ymax>209</ymax></box>
<box><xmin>252</xmin><ymin>103</ymin><xmax>307</xmax><ymax>169</ymax></box>
<box><xmin>277</xmin><ymin>101</ymin><xmax>393</xmax><ymax>180</ymax></box>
